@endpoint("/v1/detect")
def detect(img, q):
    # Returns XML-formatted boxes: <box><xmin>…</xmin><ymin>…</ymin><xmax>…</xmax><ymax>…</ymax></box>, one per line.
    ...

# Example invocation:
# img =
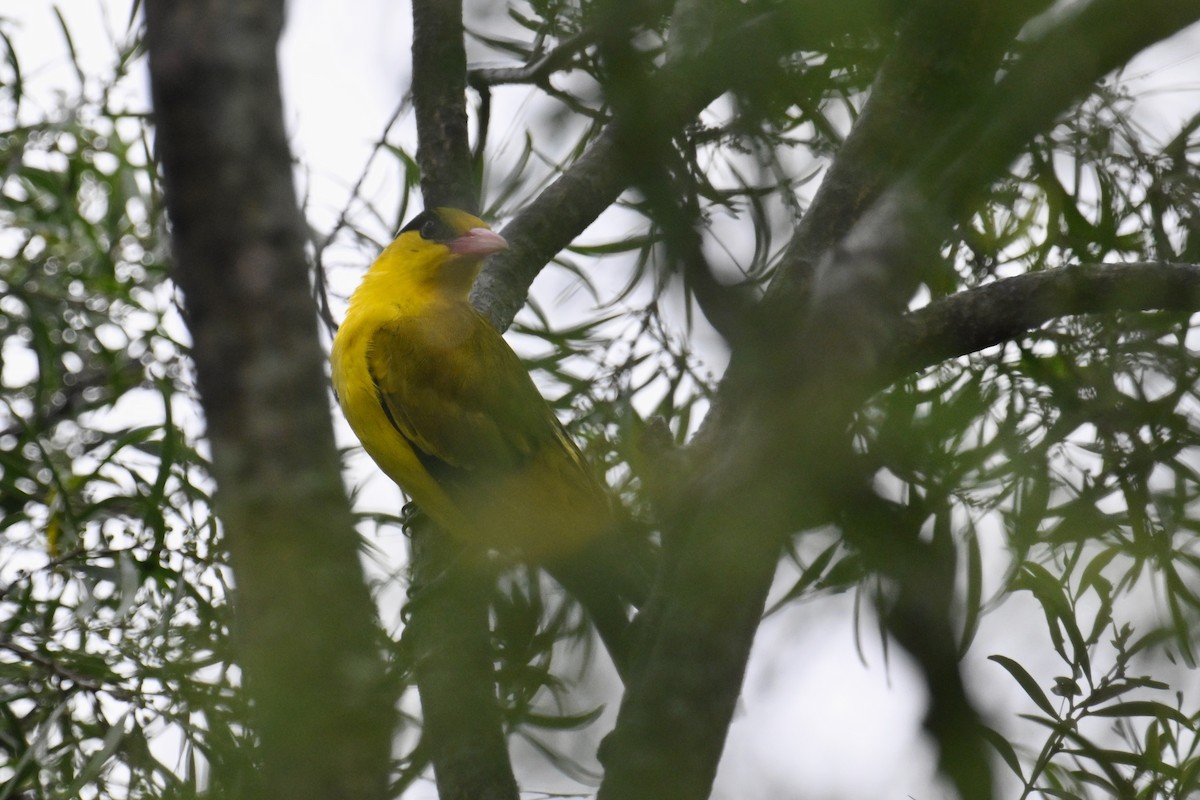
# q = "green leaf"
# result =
<box><xmin>64</xmin><ymin>710</ymin><xmax>130</xmax><ymax>796</ymax></box>
<box><xmin>1087</xmin><ymin>701</ymin><xmax>1191</xmax><ymax>727</ymax></box>
<box><xmin>980</xmin><ymin>724</ymin><xmax>1024</xmax><ymax>781</ymax></box>
<box><xmin>1077</xmin><ymin>546</ymin><xmax>1119</xmax><ymax>596</ymax></box>
<box><xmin>989</xmin><ymin>654</ymin><xmax>1060</xmax><ymax>719</ymax></box>
<box><xmin>763</xmin><ymin>540</ymin><xmax>842</xmax><ymax>617</ymax></box>
<box><xmin>959</xmin><ymin>525</ymin><xmax>983</xmax><ymax>656</ymax></box>
<box><xmin>523</xmin><ymin>705</ymin><xmax>605</xmax><ymax>731</ymax></box>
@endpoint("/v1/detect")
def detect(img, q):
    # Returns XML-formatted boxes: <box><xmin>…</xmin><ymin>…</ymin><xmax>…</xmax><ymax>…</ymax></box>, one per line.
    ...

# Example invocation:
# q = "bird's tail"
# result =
<box><xmin>544</xmin><ymin>523</ymin><xmax>657</xmax><ymax>682</ymax></box>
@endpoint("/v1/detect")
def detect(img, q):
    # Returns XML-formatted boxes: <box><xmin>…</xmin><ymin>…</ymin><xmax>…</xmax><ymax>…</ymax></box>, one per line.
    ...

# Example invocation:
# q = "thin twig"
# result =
<box><xmin>467</xmin><ymin>29</ymin><xmax>597</xmax><ymax>88</ymax></box>
<box><xmin>311</xmin><ymin>100</ymin><xmax>410</xmax><ymax>337</ymax></box>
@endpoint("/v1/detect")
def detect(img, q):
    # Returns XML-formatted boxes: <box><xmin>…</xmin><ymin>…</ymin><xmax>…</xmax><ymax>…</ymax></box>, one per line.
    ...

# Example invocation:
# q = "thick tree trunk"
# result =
<box><xmin>144</xmin><ymin>2</ymin><xmax>393</xmax><ymax>798</ymax></box>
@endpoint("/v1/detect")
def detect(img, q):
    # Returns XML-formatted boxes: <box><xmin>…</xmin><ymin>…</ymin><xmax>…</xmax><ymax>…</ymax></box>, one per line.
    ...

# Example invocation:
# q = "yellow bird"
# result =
<box><xmin>331</xmin><ymin>207</ymin><xmax>642</xmax><ymax>672</ymax></box>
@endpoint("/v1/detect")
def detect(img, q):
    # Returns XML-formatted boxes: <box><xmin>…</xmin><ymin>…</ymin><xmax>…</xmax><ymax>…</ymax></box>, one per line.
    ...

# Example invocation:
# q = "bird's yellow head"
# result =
<box><xmin>368</xmin><ymin>207</ymin><xmax>508</xmax><ymax>300</ymax></box>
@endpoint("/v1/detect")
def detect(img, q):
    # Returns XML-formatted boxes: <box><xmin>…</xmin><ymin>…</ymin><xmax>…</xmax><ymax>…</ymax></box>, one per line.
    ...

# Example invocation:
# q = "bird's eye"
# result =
<box><xmin>399</xmin><ymin>210</ymin><xmax>457</xmax><ymax>242</ymax></box>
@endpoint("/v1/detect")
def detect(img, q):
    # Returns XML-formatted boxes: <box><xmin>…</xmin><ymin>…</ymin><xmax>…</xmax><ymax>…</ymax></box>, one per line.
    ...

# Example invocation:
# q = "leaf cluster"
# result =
<box><xmin>0</xmin><ymin>17</ymin><xmax>245</xmax><ymax>799</ymax></box>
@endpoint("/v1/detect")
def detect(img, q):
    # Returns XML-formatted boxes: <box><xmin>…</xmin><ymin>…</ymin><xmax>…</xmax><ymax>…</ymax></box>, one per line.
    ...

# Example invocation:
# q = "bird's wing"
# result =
<box><xmin>366</xmin><ymin>309</ymin><xmax>576</xmax><ymax>483</ymax></box>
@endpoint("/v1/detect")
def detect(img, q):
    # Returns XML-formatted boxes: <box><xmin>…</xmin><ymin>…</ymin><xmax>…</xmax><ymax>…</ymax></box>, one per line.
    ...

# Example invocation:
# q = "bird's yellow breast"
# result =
<box><xmin>331</xmin><ymin>294</ymin><xmax>467</xmax><ymax>532</ymax></box>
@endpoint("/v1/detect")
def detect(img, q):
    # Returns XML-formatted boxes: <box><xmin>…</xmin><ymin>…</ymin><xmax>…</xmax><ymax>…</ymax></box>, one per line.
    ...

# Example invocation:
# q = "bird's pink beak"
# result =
<box><xmin>448</xmin><ymin>227</ymin><xmax>509</xmax><ymax>258</ymax></box>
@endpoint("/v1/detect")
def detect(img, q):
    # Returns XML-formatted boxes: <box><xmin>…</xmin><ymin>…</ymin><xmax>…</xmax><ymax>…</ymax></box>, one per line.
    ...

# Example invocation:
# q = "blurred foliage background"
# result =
<box><xmin>0</xmin><ymin>11</ymin><xmax>252</xmax><ymax>798</ymax></box>
<box><xmin>3</xmin><ymin>1</ymin><xmax>1200</xmax><ymax>798</ymax></box>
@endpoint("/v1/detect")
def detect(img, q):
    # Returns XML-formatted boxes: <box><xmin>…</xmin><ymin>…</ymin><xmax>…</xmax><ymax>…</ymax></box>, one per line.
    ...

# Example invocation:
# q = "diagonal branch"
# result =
<box><xmin>598</xmin><ymin>6</ymin><xmax>1047</xmax><ymax>798</ymax></box>
<box><xmin>469</xmin><ymin>0</ymin><xmax>908</xmax><ymax>332</ymax></box>
<box><xmin>467</xmin><ymin>29</ymin><xmax>597</xmax><ymax>88</ymax></box>
<box><xmin>598</xmin><ymin>4</ymin><xmax>1200</xmax><ymax>800</ymax></box>
<box><xmin>769</xmin><ymin>0</ymin><xmax>1053</xmax><ymax>301</ymax></box>
<box><xmin>925</xmin><ymin>0</ymin><xmax>1200</xmax><ymax>215</ymax></box>
<box><xmin>839</xmin><ymin>489</ymin><xmax>993</xmax><ymax>800</ymax></box>
<box><xmin>471</xmin><ymin>124</ymin><xmax>631</xmax><ymax>331</ymax></box>
<box><xmin>888</xmin><ymin>262</ymin><xmax>1200</xmax><ymax>383</ymax></box>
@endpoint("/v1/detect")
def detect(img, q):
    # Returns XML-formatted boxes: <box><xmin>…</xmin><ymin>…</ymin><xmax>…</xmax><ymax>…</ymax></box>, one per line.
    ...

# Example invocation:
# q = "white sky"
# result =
<box><xmin>7</xmin><ymin>2</ymin><xmax>1200</xmax><ymax>798</ymax></box>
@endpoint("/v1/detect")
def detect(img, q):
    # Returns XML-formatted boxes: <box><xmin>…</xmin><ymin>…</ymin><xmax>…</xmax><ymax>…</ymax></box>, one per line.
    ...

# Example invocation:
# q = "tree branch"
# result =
<box><xmin>770</xmin><ymin>0</ymin><xmax>1053</xmax><ymax>301</ymax></box>
<box><xmin>467</xmin><ymin>29</ymin><xmax>597</xmax><ymax>88</ymax></box>
<box><xmin>792</xmin><ymin>0</ymin><xmax>1200</xmax><ymax>402</ymax></box>
<box><xmin>471</xmin><ymin>124</ymin><xmax>630</xmax><ymax>331</ymax></box>
<box><xmin>470</xmin><ymin>0</ymin><xmax>904</xmax><ymax>332</ymax></box>
<box><xmin>597</xmin><ymin>0</ymin><xmax>757</xmax><ymax>344</ymax></box>
<box><xmin>407</xmin><ymin>2</ymin><xmax>521</xmax><ymax>798</ymax></box>
<box><xmin>925</xmin><ymin>0</ymin><xmax>1200</xmax><ymax>215</ymax></box>
<box><xmin>143</xmin><ymin>2</ymin><xmax>392</xmax><ymax>799</ymax></box>
<box><xmin>889</xmin><ymin>262</ymin><xmax>1200</xmax><ymax>382</ymax></box>
<box><xmin>599</xmin><ymin>4</ymin><xmax>1200</xmax><ymax>799</ymax></box>
<box><xmin>598</xmin><ymin>5</ymin><xmax>1042</xmax><ymax>795</ymax></box>
<box><xmin>412</xmin><ymin>0</ymin><xmax>477</xmax><ymax>211</ymax></box>
<box><xmin>840</xmin><ymin>490</ymin><xmax>993</xmax><ymax>800</ymax></box>
<box><xmin>404</xmin><ymin>519</ymin><xmax>519</xmax><ymax>800</ymax></box>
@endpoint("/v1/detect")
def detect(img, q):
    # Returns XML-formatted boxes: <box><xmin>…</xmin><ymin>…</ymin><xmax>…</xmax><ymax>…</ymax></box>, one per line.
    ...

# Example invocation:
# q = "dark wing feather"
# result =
<box><xmin>366</xmin><ymin>307</ymin><xmax>565</xmax><ymax>488</ymax></box>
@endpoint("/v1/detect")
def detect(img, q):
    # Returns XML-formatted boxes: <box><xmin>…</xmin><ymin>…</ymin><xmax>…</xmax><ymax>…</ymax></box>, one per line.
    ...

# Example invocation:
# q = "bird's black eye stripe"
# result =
<box><xmin>400</xmin><ymin>210</ymin><xmax>457</xmax><ymax>242</ymax></box>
